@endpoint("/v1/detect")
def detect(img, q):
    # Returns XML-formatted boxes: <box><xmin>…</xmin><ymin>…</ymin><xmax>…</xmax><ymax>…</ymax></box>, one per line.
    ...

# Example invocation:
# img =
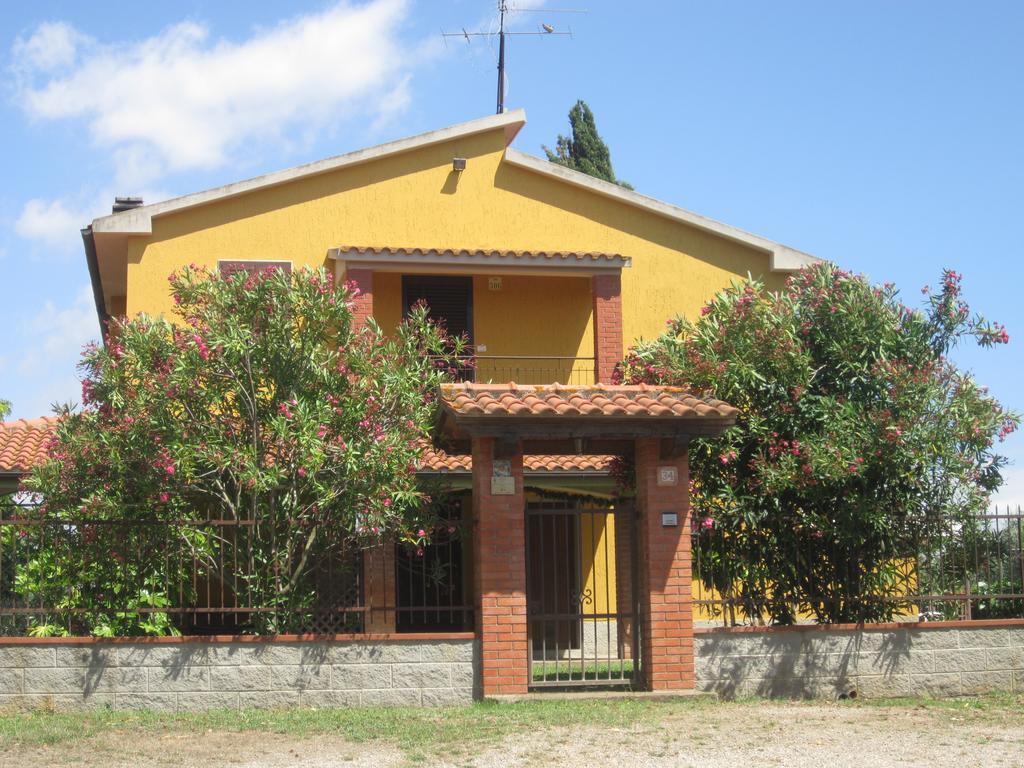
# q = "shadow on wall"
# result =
<box><xmin>697</xmin><ymin>630</ymin><xmax>864</xmax><ymax>700</ymax></box>
<box><xmin>80</xmin><ymin>642</ymin><xmax>334</xmax><ymax>696</ymax></box>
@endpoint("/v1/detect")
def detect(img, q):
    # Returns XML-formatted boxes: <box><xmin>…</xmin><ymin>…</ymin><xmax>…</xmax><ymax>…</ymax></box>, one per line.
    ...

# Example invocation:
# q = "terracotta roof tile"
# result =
<box><xmin>335</xmin><ymin>246</ymin><xmax>626</xmax><ymax>264</ymax></box>
<box><xmin>0</xmin><ymin>417</ymin><xmax>59</xmax><ymax>473</ymax></box>
<box><xmin>440</xmin><ymin>383</ymin><xmax>738</xmax><ymax>421</ymax></box>
<box><xmin>417</xmin><ymin>443</ymin><xmax>611</xmax><ymax>474</ymax></box>
<box><xmin>0</xmin><ymin>418</ymin><xmax>613</xmax><ymax>477</ymax></box>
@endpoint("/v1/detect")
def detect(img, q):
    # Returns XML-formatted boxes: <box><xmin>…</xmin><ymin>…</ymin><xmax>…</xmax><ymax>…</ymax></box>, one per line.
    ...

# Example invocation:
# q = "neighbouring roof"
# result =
<box><xmin>440</xmin><ymin>383</ymin><xmax>738</xmax><ymax>420</ymax></box>
<box><xmin>0</xmin><ymin>418</ymin><xmax>59</xmax><ymax>475</ymax></box>
<box><xmin>329</xmin><ymin>246</ymin><xmax>631</xmax><ymax>272</ymax></box>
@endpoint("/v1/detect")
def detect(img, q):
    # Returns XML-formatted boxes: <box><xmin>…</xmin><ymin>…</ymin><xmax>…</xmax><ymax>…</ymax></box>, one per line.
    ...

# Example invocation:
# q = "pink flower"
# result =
<box><xmin>317</xmin><ymin>425</ymin><xmax>328</xmax><ymax>438</ymax></box>
<box><xmin>297</xmin><ymin>467</ymin><xmax>307</xmax><ymax>477</ymax></box>
<box><xmin>417</xmin><ymin>528</ymin><xmax>426</xmax><ymax>537</ymax></box>
<box><xmin>158</xmin><ymin>492</ymin><xmax>169</xmax><ymax>503</ymax></box>
<box><xmin>165</xmin><ymin>464</ymin><xmax>175</xmax><ymax>476</ymax></box>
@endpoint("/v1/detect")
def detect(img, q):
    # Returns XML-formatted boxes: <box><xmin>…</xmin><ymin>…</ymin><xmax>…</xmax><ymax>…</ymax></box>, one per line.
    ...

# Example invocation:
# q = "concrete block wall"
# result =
<box><xmin>0</xmin><ymin>637</ymin><xmax>477</xmax><ymax>712</ymax></box>
<box><xmin>696</xmin><ymin>622</ymin><xmax>1024</xmax><ymax>699</ymax></box>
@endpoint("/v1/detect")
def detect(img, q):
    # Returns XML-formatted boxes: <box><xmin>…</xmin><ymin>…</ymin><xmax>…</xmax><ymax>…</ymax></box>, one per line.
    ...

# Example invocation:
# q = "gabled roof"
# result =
<box><xmin>87</xmin><ymin>108</ymin><xmax>819</xmax><ymax>271</ymax></box>
<box><xmin>503</xmin><ymin>149</ymin><xmax>818</xmax><ymax>272</ymax></box>
<box><xmin>91</xmin><ymin>111</ymin><xmax>528</xmax><ymax>236</ymax></box>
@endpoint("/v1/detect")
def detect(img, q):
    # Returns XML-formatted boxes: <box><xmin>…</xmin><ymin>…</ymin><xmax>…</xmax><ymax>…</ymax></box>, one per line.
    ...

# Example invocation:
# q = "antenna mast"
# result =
<box><xmin>496</xmin><ymin>1</ymin><xmax>508</xmax><ymax>115</ymax></box>
<box><xmin>443</xmin><ymin>2</ymin><xmax>584</xmax><ymax>115</ymax></box>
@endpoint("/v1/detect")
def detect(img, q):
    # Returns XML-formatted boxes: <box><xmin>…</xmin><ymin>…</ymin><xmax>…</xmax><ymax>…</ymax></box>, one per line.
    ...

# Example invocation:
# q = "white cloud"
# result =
<box><xmin>17</xmin><ymin>285</ymin><xmax>99</xmax><ymax>380</ymax></box>
<box><xmin>15</xmin><ymin>198</ymin><xmax>93</xmax><ymax>253</ymax></box>
<box><xmin>14</xmin><ymin>0</ymin><xmax>419</xmax><ymax>187</ymax></box>
<box><xmin>11</xmin><ymin>21</ymin><xmax>88</xmax><ymax>73</ymax></box>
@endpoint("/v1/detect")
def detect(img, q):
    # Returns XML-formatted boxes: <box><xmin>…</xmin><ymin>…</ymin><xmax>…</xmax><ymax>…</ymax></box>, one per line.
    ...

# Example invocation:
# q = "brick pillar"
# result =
<box><xmin>346</xmin><ymin>267</ymin><xmax>374</xmax><ymax>330</ymax></box>
<box><xmin>634</xmin><ymin>437</ymin><xmax>694</xmax><ymax>691</ymax></box>
<box><xmin>472</xmin><ymin>437</ymin><xmax>529</xmax><ymax>696</ymax></box>
<box><xmin>614</xmin><ymin>506</ymin><xmax>634</xmax><ymax>660</ymax></box>
<box><xmin>592</xmin><ymin>273</ymin><xmax>623</xmax><ymax>384</ymax></box>
<box><xmin>363</xmin><ymin>543</ymin><xmax>396</xmax><ymax>633</ymax></box>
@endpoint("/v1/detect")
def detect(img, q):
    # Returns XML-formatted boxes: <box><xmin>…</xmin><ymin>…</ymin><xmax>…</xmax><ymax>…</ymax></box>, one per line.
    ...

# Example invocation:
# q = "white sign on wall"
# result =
<box><xmin>491</xmin><ymin>459</ymin><xmax>514</xmax><ymax>495</ymax></box>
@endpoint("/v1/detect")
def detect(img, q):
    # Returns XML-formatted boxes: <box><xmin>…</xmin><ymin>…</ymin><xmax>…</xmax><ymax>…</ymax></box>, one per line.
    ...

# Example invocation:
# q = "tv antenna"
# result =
<box><xmin>443</xmin><ymin>2</ymin><xmax>586</xmax><ymax>114</ymax></box>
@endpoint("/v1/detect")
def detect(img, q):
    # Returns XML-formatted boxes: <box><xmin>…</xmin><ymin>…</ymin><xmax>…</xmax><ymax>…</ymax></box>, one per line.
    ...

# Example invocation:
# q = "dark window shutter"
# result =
<box><xmin>218</xmin><ymin>260</ymin><xmax>292</xmax><ymax>279</ymax></box>
<box><xmin>402</xmin><ymin>276</ymin><xmax>473</xmax><ymax>341</ymax></box>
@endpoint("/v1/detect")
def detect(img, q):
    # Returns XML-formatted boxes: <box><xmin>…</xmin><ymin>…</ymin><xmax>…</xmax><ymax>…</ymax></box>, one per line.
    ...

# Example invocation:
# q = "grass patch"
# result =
<box><xmin>1</xmin><ymin>693</ymin><xmax>1021</xmax><ymax>759</ymax></box>
<box><xmin>0</xmin><ymin>697</ymin><xmax>709</xmax><ymax>754</ymax></box>
<box><xmin>531</xmin><ymin>659</ymin><xmax>634</xmax><ymax>682</ymax></box>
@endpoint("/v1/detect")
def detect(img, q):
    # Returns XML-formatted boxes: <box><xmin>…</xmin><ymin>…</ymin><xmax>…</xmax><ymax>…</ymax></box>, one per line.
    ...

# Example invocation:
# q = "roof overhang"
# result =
<box><xmin>90</xmin><ymin>111</ymin><xmax>527</xmax><ymax>238</ymax></box>
<box><xmin>329</xmin><ymin>246</ymin><xmax>630</xmax><ymax>276</ymax></box>
<box><xmin>503</xmin><ymin>148</ymin><xmax>820</xmax><ymax>273</ymax></box>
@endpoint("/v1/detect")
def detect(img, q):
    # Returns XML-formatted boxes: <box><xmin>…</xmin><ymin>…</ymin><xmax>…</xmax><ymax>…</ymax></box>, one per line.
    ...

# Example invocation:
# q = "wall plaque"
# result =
<box><xmin>657</xmin><ymin>466</ymin><xmax>678</xmax><ymax>486</ymax></box>
<box><xmin>491</xmin><ymin>459</ymin><xmax>514</xmax><ymax>495</ymax></box>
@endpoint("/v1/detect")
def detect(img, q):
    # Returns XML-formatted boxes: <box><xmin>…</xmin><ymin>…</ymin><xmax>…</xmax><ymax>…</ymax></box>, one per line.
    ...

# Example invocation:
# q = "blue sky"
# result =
<box><xmin>1</xmin><ymin>1</ymin><xmax>1022</xmax><ymax>502</ymax></box>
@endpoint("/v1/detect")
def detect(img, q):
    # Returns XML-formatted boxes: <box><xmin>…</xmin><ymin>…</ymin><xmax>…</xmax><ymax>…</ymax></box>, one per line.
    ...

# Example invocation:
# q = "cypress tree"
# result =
<box><xmin>544</xmin><ymin>100</ymin><xmax>632</xmax><ymax>189</ymax></box>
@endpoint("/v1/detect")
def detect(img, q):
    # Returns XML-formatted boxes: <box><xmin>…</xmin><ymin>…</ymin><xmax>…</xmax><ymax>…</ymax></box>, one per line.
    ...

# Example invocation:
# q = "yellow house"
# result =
<box><xmin>77</xmin><ymin>109</ymin><xmax>817</xmax><ymax>692</ymax></box>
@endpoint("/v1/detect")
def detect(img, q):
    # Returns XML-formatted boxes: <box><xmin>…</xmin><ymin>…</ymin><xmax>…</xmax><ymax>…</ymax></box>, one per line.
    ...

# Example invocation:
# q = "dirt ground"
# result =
<box><xmin>3</xmin><ymin>701</ymin><xmax>1022</xmax><ymax>768</ymax></box>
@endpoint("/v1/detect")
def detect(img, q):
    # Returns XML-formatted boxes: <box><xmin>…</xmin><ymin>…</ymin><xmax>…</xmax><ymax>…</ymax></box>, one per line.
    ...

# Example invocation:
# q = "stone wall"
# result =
<box><xmin>0</xmin><ymin>636</ymin><xmax>477</xmax><ymax>712</ymax></box>
<box><xmin>695</xmin><ymin>622</ymin><xmax>1024</xmax><ymax>699</ymax></box>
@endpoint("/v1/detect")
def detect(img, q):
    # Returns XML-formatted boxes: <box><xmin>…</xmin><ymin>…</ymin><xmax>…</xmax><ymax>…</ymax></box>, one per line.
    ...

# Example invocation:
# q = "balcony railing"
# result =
<box><xmin>451</xmin><ymin>355</ymin><xmax>596</xmax><ymax>385</ymax></box>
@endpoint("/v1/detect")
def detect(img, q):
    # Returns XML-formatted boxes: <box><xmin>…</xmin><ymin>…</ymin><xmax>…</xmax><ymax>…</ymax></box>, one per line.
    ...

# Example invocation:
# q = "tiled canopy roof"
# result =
<box><xmin>0</xmin><ymin>418</ymin><xmax>609</xmax><ymax>476</ymax></box>
<box><xmin>419</xmin><ymin>444</ymin><xmax>612</xmax><ymax>474</ymax></box>
<box><xmin>0</xmin><ymin>418</ymin><xmax>58</xmax><ymax>473</ymax></box>
<box><xmin>440</xmin><ymin>383</ymin><xmax>738</xmax><ymax>420</ymax></box>
<box><xmin>331</xmin><ymin>246</ymin><xmax>629</xmax><ymax>268</ymax></box>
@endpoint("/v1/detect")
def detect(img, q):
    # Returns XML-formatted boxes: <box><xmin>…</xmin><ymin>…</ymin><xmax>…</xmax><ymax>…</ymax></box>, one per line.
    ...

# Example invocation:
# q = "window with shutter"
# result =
<box><xmin>401</xmin><ymin>275</ymin><xmax>474</xmax><ymax>342</ymax></box>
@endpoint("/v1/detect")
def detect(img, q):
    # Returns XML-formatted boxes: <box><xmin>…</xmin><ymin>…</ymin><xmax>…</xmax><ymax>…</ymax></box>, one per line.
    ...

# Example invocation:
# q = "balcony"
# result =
<box><xmin>460</xmin><ymin>355</ymin><xmax>596</xmax><ymax>385</ymax></box>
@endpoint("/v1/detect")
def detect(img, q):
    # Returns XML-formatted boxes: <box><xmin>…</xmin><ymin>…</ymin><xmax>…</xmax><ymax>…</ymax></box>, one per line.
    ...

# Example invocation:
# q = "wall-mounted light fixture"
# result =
<box><xmin>452</xmin><ymin>157</ymin><xmax>467</xmax><ymax>172</ymax></box>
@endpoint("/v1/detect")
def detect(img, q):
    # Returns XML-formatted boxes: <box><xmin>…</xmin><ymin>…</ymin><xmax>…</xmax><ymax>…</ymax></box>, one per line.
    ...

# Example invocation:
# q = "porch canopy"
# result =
<box><xmin>329</xmin><ymin>246</ymin><xmax>631</xmax><ymax>276</ymax></box>
<box><xmin>434</xmin><ymin>382</ymin><xmax>737</xmax><ymax>696</ymax></box>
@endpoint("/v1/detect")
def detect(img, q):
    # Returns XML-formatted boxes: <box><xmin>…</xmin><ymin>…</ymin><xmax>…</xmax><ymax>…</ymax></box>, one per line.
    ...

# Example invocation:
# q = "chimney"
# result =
<box><xmin>112</xmin><ymin>196</ymin><xmax>144</xmax><ymax>214</ymax></box>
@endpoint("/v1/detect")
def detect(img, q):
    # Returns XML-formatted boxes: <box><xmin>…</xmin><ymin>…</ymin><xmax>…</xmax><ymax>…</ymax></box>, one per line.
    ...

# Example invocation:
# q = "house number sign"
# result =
<box><xmin>491</xmin><ymin>459</ymin><xmax>515</xmax><ymax>495</ymax></box>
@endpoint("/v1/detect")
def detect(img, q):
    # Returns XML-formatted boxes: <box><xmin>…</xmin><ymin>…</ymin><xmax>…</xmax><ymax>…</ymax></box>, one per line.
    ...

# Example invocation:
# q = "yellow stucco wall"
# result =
<box><xmin>580</xmin><ymin>511</ymin><xmax>616</xmax><ymax>615</ymax></box>
<box><xmin>124</xmin><ymin>124</ymin><xmax>787</xmax><ymax>349</ymax></box>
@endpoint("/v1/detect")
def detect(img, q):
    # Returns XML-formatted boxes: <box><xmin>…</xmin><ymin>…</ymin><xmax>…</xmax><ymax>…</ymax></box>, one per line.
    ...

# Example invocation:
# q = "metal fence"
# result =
<box><xmin>0</xmin><ymin>497</ymin><xmax>471</xmax><ymax>637</ymax></box>
<box><xmin>456</xmin><ymin>355</ymin><xmax>596</xmax><ymax>386</ymax></box>
<box><xmin>693</xmin><ymin>505</ymin><xmax>1024</xmax><ymax>625</ymax></box>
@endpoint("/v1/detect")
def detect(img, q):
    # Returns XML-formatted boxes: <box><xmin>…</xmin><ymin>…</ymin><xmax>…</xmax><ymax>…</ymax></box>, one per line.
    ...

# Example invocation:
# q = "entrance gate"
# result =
<box><xmin>525</xmin><ymin>501</ymin><xmax>641</xmax><ymax>688</ymax></box>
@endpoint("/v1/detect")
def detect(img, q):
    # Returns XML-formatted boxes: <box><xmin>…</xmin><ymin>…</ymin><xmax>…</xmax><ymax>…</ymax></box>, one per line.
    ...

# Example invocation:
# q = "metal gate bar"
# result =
<box><xmin>526</xmin><ymin>502</ymin><xmax>641</xmax><ymax>688</ymax></box>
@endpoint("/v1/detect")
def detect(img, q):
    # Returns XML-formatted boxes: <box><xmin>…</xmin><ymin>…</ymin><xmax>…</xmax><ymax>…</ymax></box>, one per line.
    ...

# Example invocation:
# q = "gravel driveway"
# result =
<box><xmin>3</xmin><ymin>700</ymin><xmax>1021</xmax><ymax>768</ymax></box>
